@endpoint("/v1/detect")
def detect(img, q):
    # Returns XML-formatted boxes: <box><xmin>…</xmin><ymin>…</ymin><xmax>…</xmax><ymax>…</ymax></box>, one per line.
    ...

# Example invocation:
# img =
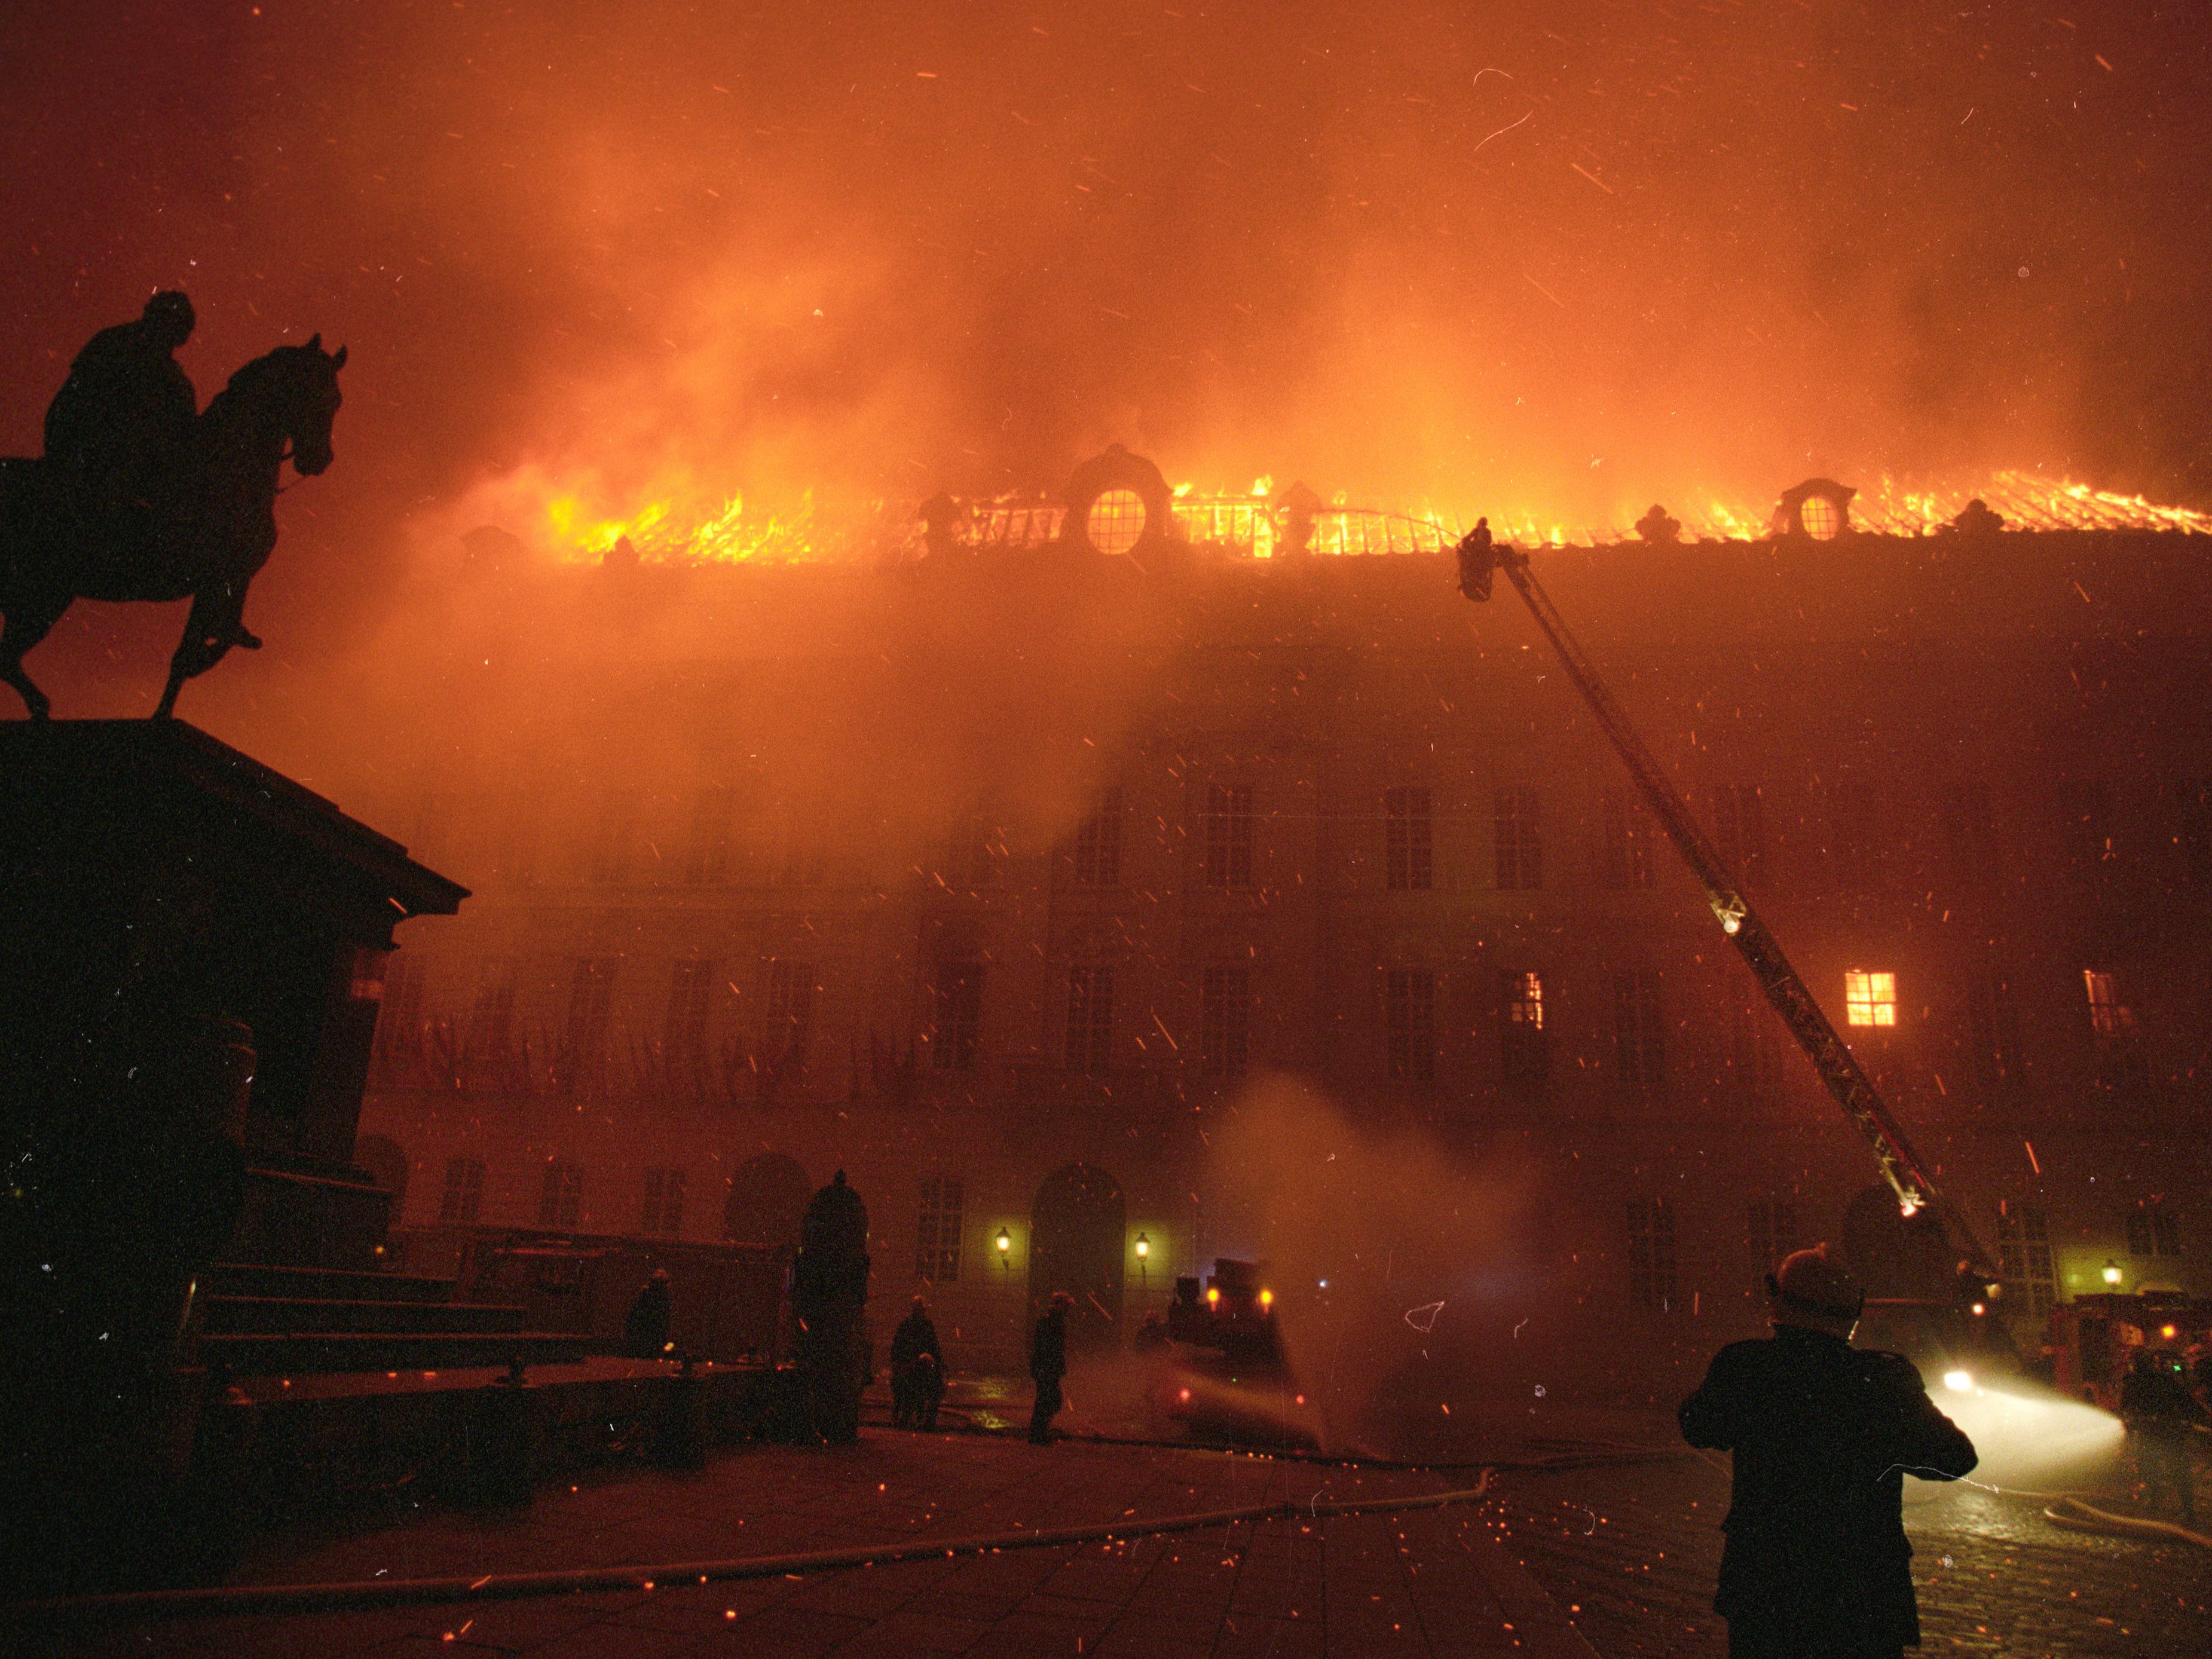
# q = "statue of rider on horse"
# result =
<box><xmin>2</xmin><ymin>292</ymin><xmax>345</xmax><ymax>720</ymax></box>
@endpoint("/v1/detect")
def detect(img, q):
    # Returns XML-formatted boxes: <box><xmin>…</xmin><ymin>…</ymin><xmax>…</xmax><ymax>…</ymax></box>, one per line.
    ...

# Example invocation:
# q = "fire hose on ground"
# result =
<box><xmin>4</xmin><ymin>1473</ymin><xmax>1494</xmax><ymax>1626</ymax></box>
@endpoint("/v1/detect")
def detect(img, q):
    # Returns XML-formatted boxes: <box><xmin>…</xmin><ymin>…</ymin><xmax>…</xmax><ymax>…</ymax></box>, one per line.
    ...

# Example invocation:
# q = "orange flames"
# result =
<box><xmin>479</xmin><ymin>467</ymin><xmax>2207</xmax><ymax>568</ymax></box>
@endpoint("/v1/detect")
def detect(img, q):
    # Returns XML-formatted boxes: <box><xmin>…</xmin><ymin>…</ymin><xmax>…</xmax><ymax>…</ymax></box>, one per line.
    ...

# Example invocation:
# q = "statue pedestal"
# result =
<box><xmin>0</xmin><ymin>718</ymin><xmax>465</xmax><ymax>1591</ymax></box>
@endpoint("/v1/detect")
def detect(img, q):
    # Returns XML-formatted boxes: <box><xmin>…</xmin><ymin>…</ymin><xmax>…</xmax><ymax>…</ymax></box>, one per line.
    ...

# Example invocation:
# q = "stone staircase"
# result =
<box><xmin>196</xmin><ymin>1262</ymin><xmax>589</xmax><ymax>1376</ymax></box>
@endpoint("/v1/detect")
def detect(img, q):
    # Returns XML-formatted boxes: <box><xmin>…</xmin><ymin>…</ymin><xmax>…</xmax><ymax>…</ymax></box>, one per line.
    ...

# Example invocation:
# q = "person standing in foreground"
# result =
<box><xmin>1029</xmin><ymin>1290</ymin><xmax>1074</xmax><ymax>1444</ymax></box>
<box><xmin>2119</xmin><ymin>1347</ymin><xmax>2206</xmax><ymax>1525</ymax></box>
<box><xmin>1680</xmin><ymin>1244</ymin><xmax>1978</xmax><ymax>1659</ymax></box>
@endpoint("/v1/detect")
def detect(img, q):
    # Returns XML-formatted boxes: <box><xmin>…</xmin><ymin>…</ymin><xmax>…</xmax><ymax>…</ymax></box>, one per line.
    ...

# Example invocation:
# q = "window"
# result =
<box><xmin>1064</xmin><ymin>966</ymin><xmax>1115</xmax><ymax>1073</ymax></box>
<box><xmin>1826</xmin><ymin>782</ymin><xmax>1881</xmax><ymax>892</ymax></box>
<box><xmin>2057</xmin><ymin>781</ymin><xmax>2114</xmax><ymax>879</ymax></box>
<box><xmin>560</xmin><ymin>957</ymin><xmax>617</xmax><ymax>1098</ymax></box>
<box><xmin>765</xmin><ymin>960</ymin><xmax>815</xmax><ymax>1071</ymax></box>
<box><xmin>1748</xmin><ymin>1199</ymin><xmax>1801</xmax><ymax>1281</ymax></box>
<box><xmin>1201</xmin><ymin>966</ymin><xmax>1250</xmax><ymax>1079</ymax></box>
<box><xmin>1714</xmin><ymin>784</ymin><xmax>1767</xmax><ymax>885</ymax></box>
<box><xmin>1204</xmin><ymin>784</ymin><xmax>1253</xmax><ymax>889</ymax></box>
<box><xmin>590</xmin><ymin>791</ymin><xmax>637</xmax><ymax>885</ymax></box>
<box><xmin>1073</xmin><ymin>788</ymin><xmax>1123</xmax><ymax>887</ymax></box>
<box><xmin>932</xmin><ymin>962</ymin><xmax>984</xmax><ymax>1071</ymax></box>
<box><xmin>2178</xmin><ymin>780</ymin><xmax>2212</xmax><ymax>887</ymax></box>
<box><xmin>686</xmin><ymin>786</ymin><xmax>735</xmax><ymax>884</ymax></box>
<box><xmin>2126</xmin><ymin>1205</ymin><xmax>2183</xmax><ymax>1259</ymax></box>
<box><xmin>916</xmin><ymin>1176</ymin><xmax>963</xmax><ymax>1281</ymax></box>
<box><xmin>1500</xmin><ymin>970</ymin><xmax>1549</xmax><ymax>1091</ymax></box>
<box><xmin>2083</xmin><ymin>969</ymin><xmax>2133</xmax><ymax>1036</ymax></box>
<box><xmin>1966</xmin><ymin>976</ymin><xmax>2024</xmax><ymax>1102</ymax></box>
<box><xmin>1612</xmin><ymin>969</ymin><xmax>1666</xmax><ymax>1101</ymax></box>
<box><xmin>376</xmin><ymin>955</ymin><xmax>426</xmax><ymax>1063</ymax></box>
<box><xmin>1728</xmin><ymin>999</ymin><xmax>1778</xmax><ymax>1104</ymax></box>
<box><xmin>665</xmin><ymin>959</ymin><xmax>717</xmax><ymax>1069</ymax></box>
<box><xmin>640</xmin><ymin>1168</ymin><xmax>686</xmax><ymax>1237</ymax></box>
<box><xmin>1602</xmin><ymin>791</ymin><xmax>1653</xmax><ymax>889</ymax></box>
<box><xmin>1844</xmin><ymin>971</ymin><xmax>1897</xmax><ymax>1029</ymax></box>
<box><xmin>1382</xmin><ymin>968</ymin><xmax>1435</xmax><ymax>1082</ymax></box>
<box><xmin>1626</xmin><ymin>1198</ymin><xmax>1679</xmax><ymax>1311</ymax></box>
<box><xmin>777</xmin><ymin>809</ymin><xmax>829</xmax><ymax>887</ymax></box>
<box><xmin>1997</xmin><ymin>1206</ymin><xmax>2056</xmax><ymax>1317</ymax></box>
<box><xmin>1940</xmin><ymin>781</ymin><xmax>1995</xmax><ymax>894</ymax></box>
<box><xmin>938</xmin><ymin>815</ymin><xmax>995</xmax><ymax>889</ymax></box>
<box><xmin>437</xmin><ymin>1157</ymin><xmax>484</xmax><ymax>1225</ymax></box>
<box><xmin>1494</xmin><ymin>786</ymin><xmax>1543</xmax><ymax>890</ymax></box>
<box><xmin>1087</xmin><ymin>489</ymin><xmax>1147</xmax><ymax>555</ymax></box>
<box><xmin>1799</xmin><ymin>494</ymin><xmax>1843</xmax><ymax>540</ymax></box>
<box><xmin>1385</xmin><ymin>788</ymin><xmax>1433</xmax><ymax>892</ymax></box>
<box><xmin>488</xmin><ymin>792</ymin><xmax>540</xmax><ymax>886</ymax></box>
<box><xmin>464</xmin><ymin>959</ymin><xmax>518</xmax><ymax>1089</ymax></box>
<box><xmin>539</xmin><ymin>1161</ymin><xmax>583</xmax><ymax>1229</ymax></box>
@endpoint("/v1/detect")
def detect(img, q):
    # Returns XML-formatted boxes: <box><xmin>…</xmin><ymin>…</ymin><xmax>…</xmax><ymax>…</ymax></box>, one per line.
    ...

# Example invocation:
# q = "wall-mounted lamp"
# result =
<box><xmin>1134</xmin><ymin>1232</ymin><xmax>1149</xmax><ymax>1287</ymax></box>
<box><xmin>996</xmin><ymin>1227</ymin><xmax>1012</xmax><ymax>1275</ymax></box>
<box><xmin>2101</xmin><ymin>1259</ymin><xmax>2123</xmax><ymax>1287</ymax></box>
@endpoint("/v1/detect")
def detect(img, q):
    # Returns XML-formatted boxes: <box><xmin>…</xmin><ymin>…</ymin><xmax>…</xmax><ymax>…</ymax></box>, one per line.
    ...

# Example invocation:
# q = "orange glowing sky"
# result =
<box><xmin>4</xmin><ymin>1</ymin><xmax>2210</xmax><ymax>604</ymax></box>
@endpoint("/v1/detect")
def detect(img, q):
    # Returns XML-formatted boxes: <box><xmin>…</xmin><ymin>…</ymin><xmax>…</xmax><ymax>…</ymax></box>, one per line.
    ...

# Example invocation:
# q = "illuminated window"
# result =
<box><xmin>1086</xmin><ymin>489</ymin><xmax>1147</xmax><ymax>554</ymax></box>
<box><xmin>1800</xmin><ymin>494</ymin><xmax>1843</xmax><ymax>540</ymax></box>
<box><xmin>438</xmin><ymin>1157</ymin><xmax>484</xmax><ymax>1225</ymax></box>
<box><xmin>1073</xmin><ymin>788</ymin><xmax>1122</xmax><ymax>886</ymax></box>
<box><xmin>1494</xmin><ymin>786</ymin><xmax>1543</xmax><ymax>890</ymax></box>
<box><xmin>1997</xmin><ymin>1206</ymin><xmax>2056</xmax><ymax>1317</ymax></box>
<box><xmin>1384</xmin><ymin>787</ymin><xmax>1433</xmax><ymax>891</ymax></box>
<box><xmin>1500</xmin><ymin>970</ymin><xmax>1549</xmax><ymax>1089</ymax></box>
<box><xmin>538</xmin><ymin>1160</ymin><xmax>583</xmax><ymax>1229</ymax></box>
<box><xmin>1065</xmin><ymin>965</ymin><xmax>1115</xmax><ymax>1073</ymax></box>
<box><xmin>1201</xmin><ymin>966</ymin><xmax>1250</xmax><ymax>1078</ymax></box>
<box><xmin>1626</xmin><ymin>1198</ymin><xmax>1679</xmax><ymax>1312</ymax></box>
<box><xmin>1844</xmin><ymin>971</ymin><xmax>1896</xmax><ymax>1028</ymax></box>
<box><xmin>916</xmin><ymin>1176</ymin><xmax>963</xmax><ymax>1281</ymax></box>
<box><xmin>640</xmin><ymin>1168</ymin><xmax>686</xmax><ymax>1237</ymax></box>
<box><xmin>1382</xmin><ymin>968</ymin><xmax>1435</xmax><ymax>1082</ymax></box>
<box><xmin>2083</xmin><ymin>970</ymin><xmax>2134</xmax><ymax>1036</ymax></box>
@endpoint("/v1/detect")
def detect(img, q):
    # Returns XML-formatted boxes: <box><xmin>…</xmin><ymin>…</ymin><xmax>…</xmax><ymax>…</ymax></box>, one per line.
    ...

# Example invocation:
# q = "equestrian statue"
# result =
<box><xmin>1</xmin><ymin>291</ymin><xmax>345</xmax><ymax>719</ymax></box>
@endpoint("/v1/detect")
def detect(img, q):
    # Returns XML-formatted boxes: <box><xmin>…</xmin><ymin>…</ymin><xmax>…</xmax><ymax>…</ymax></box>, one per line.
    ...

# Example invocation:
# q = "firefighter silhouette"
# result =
<box><xmin>1680</xmin><ymin>1245</ymin><xmax>1977</xmax><ymax>1659</ymax></box>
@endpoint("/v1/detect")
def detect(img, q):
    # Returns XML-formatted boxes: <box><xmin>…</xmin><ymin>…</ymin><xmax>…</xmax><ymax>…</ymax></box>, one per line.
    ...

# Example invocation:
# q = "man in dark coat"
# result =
<box><xmin>624</xmin><ymin>1267</ymin><xmax>672</xmax><ymax>1359</ymax></box>
<box><xmin>1681</xmin><ymin>1244</ymin><xmax>1978</xmax><ymax>1659</ymax></box>
<box><xmin>1029</xmin><ymin>1290</ymin><xmax>1074</xmax><ymax>1444</ymax></box>
<box><xmin>45</xmin><ymin>290</ymin><xmax>199</xmax><ymax>521</ymax></box>
<box><xmin>2119</xmin><ymin>1348</ymin><xmax>2205</xmax><ymax>1524</ymax></box>
<box><xmin>891</xmin><ymin>1295</ymin><xmax>945</xmax><ymax>1430</ymax></box>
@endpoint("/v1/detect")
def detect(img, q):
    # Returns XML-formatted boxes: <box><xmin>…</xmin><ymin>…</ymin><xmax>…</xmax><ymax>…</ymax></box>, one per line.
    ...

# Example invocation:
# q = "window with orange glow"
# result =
<box><xmin>1086</xmin><ymin>489</ymin><xmax>1146</xmax><ymax>554</ymax></box>
<box><xmin>1800</xmin><ymin>494</ymin><xmax>1843</xmax><ymax>540</ymax></box>
<box><xmin>2083</xmin><ymin>969</ymin><xmax>2134</xmax><ymax>1035</ymax></box>
<box><xmin>1844</xmin><ymin>971</ymin><xmax>1896</xmax><ymax>1027</ymax></box>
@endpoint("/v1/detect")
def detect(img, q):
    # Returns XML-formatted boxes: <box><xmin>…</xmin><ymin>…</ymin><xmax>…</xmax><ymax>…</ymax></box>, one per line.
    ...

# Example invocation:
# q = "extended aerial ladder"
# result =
<box><xmin>1454</xmin><ymin>530</ymin><xmax>2000</xmax><ymax>1281</ymax></box>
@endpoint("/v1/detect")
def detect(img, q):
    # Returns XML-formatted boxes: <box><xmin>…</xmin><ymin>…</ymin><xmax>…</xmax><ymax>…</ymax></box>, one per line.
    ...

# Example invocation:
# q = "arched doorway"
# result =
<box><xmin>1030</xmin><ymin>1163</ymin><xmax>1125</xmax><ymax>1354</ymax></box>
<box><xmin>725</xmin><ymin>1153</ymin><xmax>812</xmax><ymax>1254</ymax></box>
<box><xmin>1840</xmin><ymin>1185</ymin><xmax>1950</xmax><ymax>1300</ymax></box>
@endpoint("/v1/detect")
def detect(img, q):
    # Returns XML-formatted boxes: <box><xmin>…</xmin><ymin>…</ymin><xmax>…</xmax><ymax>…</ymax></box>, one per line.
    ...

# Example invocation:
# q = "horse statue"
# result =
<box><xmin>1</xmin><ymin>335</ymin><xmax>345</xmax><ymax>720</ymax></box>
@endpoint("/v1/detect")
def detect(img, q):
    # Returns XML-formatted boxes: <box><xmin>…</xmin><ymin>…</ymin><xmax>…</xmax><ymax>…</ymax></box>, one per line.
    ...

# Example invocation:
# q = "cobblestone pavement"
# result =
<box><xmin>1491</xmin><ymin>1451</ymin><xmax>2211</xmax><ymax>1659</ymax></box>
<box><xmin>18</xmin><ymin>1431</ymin><xmax>1598</xmax><ymax>1659</ymax></box>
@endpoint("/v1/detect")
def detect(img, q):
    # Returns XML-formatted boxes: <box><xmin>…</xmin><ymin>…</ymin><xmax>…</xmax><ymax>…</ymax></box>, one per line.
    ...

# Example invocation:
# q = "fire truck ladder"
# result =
<box><xmin>1455</xmin><ymin>531</ymin><xmax>1997</xmax><ymax>1277</ymax></box>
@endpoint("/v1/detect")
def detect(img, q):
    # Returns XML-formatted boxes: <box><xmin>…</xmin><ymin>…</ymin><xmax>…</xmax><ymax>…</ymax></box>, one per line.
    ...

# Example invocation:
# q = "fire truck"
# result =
<box><xmin>1143</xmin><ymin>1257</ymin><xmax>1320</xmax><ymax>1448</ymax></box>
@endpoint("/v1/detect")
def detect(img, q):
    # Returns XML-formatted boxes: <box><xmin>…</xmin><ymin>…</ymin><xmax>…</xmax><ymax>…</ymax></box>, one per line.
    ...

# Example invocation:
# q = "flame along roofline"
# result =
<box><xmin>534</xmin><ymin>470</ymin><xmax>2211</xmax><ymax>567</ymax></box>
